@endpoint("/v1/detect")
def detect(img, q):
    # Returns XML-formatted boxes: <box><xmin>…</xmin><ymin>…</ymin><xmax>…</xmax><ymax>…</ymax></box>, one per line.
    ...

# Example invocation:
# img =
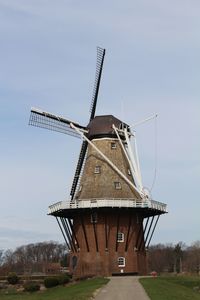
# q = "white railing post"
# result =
<box><xmin>48</xmin><ymin>198</ymin><xmax>167</xmax><ymax>213</ymax></box>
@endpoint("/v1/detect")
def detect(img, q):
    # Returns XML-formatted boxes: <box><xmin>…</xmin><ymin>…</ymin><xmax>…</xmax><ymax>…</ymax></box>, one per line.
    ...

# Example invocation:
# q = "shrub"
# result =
<box><xmin>23</xmin><ymin>282</ymin><xmax>40</xmax><ymax>292</ymax></box>
<box><xmin>7</xmin><ymin>272</ymin><xmax>19</xmax><ymax>285</ymax></box>
<box><xmin>58</xmin><ymin>274</ymin><xmax>70</xmax><ymax>285</ymax></box>
<box><xmin>44</xmin><ymin>277</ymin><xmax>59</xmax><ymax>288</ymax></box>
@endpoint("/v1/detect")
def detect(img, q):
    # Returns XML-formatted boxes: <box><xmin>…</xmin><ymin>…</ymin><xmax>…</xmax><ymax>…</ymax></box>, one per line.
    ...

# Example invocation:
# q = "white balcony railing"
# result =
<box><xmin>48</xmin><ymin>198</ymin><xmax>167</xmax><ymax>215</ymax></box>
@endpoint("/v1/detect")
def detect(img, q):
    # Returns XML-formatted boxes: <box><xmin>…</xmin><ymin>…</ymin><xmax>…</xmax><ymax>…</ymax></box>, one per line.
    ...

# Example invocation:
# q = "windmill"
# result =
<box><xmin>29</xmin><ymin>47</ymin><xmax>167</xmax><ymax>276</ymax></box>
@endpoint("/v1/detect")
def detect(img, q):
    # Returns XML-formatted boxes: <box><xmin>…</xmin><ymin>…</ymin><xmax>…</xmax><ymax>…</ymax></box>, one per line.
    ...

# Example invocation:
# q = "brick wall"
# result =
<box><xmin>69</xmin><ymin>210</ymin><xmax>147</xmax><ymax>277</ymax></box>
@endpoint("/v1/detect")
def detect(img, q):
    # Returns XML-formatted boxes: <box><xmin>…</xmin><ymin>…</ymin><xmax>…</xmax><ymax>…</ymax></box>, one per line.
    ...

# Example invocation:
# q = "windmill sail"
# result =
<box><xmin>70</xmin><ymin>140</ymin><xmax>88</xmax><ymax>200</ymax></box>
<box><xmin>70</xmin><ymin>47</ymin><xmax>106</xmax><ymax>200</ymax></box>
<box><xmin>29</xmin><ymin>108</ymin><xmax>85</xmax><ymax>138</ymax></box>
<box><xmin>89</xmin><ymin>47</ymin><xmax>105</xmax><ymax>120</ymax></box>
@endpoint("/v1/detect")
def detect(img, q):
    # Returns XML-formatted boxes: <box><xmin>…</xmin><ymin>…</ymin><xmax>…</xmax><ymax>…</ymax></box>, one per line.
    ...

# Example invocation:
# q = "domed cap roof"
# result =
<box><xmin>86</xmin><ymin>115</ymin><xmax>130</xmax><ymax>140</ymax></box>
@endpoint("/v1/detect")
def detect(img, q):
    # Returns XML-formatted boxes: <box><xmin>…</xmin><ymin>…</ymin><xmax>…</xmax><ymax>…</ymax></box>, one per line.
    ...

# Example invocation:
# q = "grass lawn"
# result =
<box><xmin>0</xmin><ymin>277</ymin><xmax>109</xmax><ymax>300</ymax></box>
<box><xmin>140</xmin><ymin>276</ymin><xmax>200</xmax><ymax>300</ymax></box>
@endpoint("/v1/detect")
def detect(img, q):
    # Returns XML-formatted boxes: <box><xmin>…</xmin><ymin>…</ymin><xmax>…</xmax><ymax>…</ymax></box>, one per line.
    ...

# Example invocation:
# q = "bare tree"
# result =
<box><xmin>0</xmin><ymin>241</ymin><xmax>67</xmax><ymax>275</ymax></box>
<box><xmin>173</xmin><ymin>242</ymin><xmax>186</xmax><ymax>273</ymax></box>
<box><xmin>184</xmin><ymin>241</ymin><xmax>200</xmax><ymax>274</ymax></box>
<box><xmin>148</xmin><ymin>243</ymin><xmax>174</xmax><ymax>273</ymax></box>
<box><xmin>0</xmin><ymin>250</ymin><xmax>4</xmax><ymax>266</ymax></box>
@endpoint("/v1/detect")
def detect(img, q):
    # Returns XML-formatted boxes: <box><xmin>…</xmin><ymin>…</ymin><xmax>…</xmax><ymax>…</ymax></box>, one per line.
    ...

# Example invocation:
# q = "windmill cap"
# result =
<box><xmin>86</xmin><ymin>115</ymin><xmax>130</xmax><ymax>140</ymax></box>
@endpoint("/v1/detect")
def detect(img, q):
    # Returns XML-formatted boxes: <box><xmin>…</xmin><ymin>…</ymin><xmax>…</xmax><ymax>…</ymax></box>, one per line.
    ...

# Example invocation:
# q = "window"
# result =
<box><xmin>114</xmin><ymin>182</ymin><xmax>122</xmax><ymax>190</ymax></box>
<box><xmin>94</xmin><ymin>166</ymin><xmax>101</xmax><ymax>174</ymax></box>
<box><xmin>119</xmin><ymin>123</ymin><xmax>124</xmax><ymax>130</ymax></box>
<box><xmin>91</xmin><ymin>212</ymin><xmax>98</xmax><ymax>223</ymax></box>
<box><xmin>128</xmin><ymin>169</ymin><xmax>131</xmax><ymax>175</ymax></box>
<box><xmin>119</xmin><ymin>123</ymin><xmax>130</xmax><ymax>132</ymax></box>
<box><xmin>117</xmin><ymin>232</ymin><xmax>124</xmax><ymax>242</ymax></box>
<box><xmin>111</xmin><ymin>142</ymin><xmax>117</xmax><ymax>149</ymax></box>
<box><xmin>118</xmin><ymin>257</ymin><xmax>125</xmax><ymax>267</ymax></box>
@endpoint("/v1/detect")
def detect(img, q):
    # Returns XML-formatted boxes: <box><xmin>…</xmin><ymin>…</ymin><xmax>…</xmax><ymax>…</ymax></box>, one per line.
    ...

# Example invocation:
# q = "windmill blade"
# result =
<box><xmin>70</xmin><ymin>47</ymin><xmax>105</xmax><ymax>199</ymax></box>
<box><xmin>70</xmin><ymin>140</ymin><xmax>88</xmax><ymax>200</ymax></box>
<box><xmin>29</xmin><ymin>108</ymin><xmax>86</xmax><ymax>139</ymax></box>
<box><xmin>89</xmin><ymin>47</ymin><xmax>106</xmax><ymax>121</ymax></box>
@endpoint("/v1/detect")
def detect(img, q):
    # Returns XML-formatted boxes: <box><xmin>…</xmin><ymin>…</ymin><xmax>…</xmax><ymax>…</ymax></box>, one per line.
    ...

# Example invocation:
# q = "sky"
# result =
<box><xmin>0</xmin><ymin>0</ymin><xmax>199</xmax><ymax>250</ymax></box>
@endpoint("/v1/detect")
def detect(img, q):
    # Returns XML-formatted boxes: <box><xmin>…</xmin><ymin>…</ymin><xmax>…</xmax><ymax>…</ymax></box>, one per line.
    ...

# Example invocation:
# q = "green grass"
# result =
<box><xmin>0</xmin><ymin>277</ymin><xmax>109</xmax><ymax>300</ymax></box>
<box><xmin>140</xmin><ymin>276</ymin><xmax>200</xmax><ymax>300</ymax></box>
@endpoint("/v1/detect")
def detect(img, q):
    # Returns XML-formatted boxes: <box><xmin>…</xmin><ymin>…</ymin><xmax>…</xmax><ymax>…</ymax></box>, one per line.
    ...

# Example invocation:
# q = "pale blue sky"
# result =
<box><xmin>0</xmin><ymin>0</ymin><xmax>199</xmax><ymax>249</ymax></box>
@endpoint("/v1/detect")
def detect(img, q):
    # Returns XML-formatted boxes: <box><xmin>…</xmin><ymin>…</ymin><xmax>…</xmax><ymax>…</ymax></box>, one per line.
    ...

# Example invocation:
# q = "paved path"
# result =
<box><xmin>94</xmin><ymin>276</ymin><xmax>150</xmax><ymax>300</ymax></box>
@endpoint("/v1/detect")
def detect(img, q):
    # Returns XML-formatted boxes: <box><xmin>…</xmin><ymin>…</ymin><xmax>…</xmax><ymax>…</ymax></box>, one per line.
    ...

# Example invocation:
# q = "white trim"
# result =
<box><xmin>48</xmin><ymin>198</ymin><xmax>167</xmax><ymax>214</ymax></box>
<box><xmin>112</xmin><ymin>124</ymin><xmax>133</xmax><ymax>175</ymax></box>
<box><xmin>132</xmin><ymin>135</ymin><xmax>142</xmax><ymax>187</ymax></box>
<box><xmin>113</xmin><ymin>124</ymin><xmax>143</xmax><ymax>193</ymax></box>
<box><xmin>124</xmin><ymin>128</ymin><xmax>143</xmax><ymax>191</ymax></box>
<box><xmin>91</xmin><ymin>137</ymin><xmax>119</xmax><ymax>142</ymax></box>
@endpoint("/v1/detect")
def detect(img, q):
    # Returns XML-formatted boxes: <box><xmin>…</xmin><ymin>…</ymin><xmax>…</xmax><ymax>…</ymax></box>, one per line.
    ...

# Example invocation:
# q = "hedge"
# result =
<box><xmin>7</xmin><ymin>272</ymin><xmax>19</xmax><ymax>285</ymax></box>
<box><xmin>23</xmin><ymin>281</ymin><xmax>40</xmax><ymax>292</ymax></box>
<box><xmin>44</xmin><ymin>277</ymin><xmax>59</xmax><ymax>288</ymax></box>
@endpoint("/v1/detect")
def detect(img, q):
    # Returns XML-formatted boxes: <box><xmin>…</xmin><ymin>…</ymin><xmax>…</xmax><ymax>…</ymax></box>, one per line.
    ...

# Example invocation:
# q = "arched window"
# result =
<box><xmin>118</xmin><ymin>257</ymin><xmax>125</xmax><ymax>267</ymax></box>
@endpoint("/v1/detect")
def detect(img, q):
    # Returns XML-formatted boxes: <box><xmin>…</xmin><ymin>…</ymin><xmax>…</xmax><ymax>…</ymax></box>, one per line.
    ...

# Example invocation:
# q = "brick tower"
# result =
<box><xmin>29</xmin><ymin>47</ymin><xmax>167</xmax><ymax>277</ymax></box>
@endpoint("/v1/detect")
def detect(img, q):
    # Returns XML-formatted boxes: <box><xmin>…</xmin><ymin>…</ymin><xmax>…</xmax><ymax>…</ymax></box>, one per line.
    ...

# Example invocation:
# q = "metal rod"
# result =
<box><xmin>143</xmin><ymin>217</ymin><xmax>150</xmax><ymax>236</ymax></box>
<box><xmin>135</xmin><ymin>218</ymin><xmax>143</xmax><ymax>249</ymax></box>
<box><xmin>56</xmin><ymin>217</ymin><xmax>70</xmax><ymax>250</ymax></box>
<box><xmin>130</xmin><ymin>113</ymin><xmax>158</xmax><ymax>129</ymax></box>
<box><xmin>92</xmin><ymin>216</ymin><xmax>99</xmax><ymax>252</ymax></box>
<box><xmin>138</xmin><ymin>218</ymin><xmax>149</xmax><ymax>251</ymax></box>
<box><xmin>125</xmin><ymin>212</ymin><xmax>132</xmax><ymax>252</ymax></box>
<box><xmin>64</xmin><ymin>218</ymin><xmax>77</xmax><ymax>252</ymax></box>
<box><xmin>81</xmin><ymin>214</ymin><xmax>90</xmax><ymax>252</ymax></box>
<box><xmin>144</xmin><ymin>216</ymin><xmax>155</xmax><ymax>249</ymax></box>
<box><xmin>61</xmin><ymin>217</ymin><xmax>73</xmax><ymax>250</ymax></box>
<box><xmin>146</xmin><ymin>215</ymin><xmax>160</xmax><ymax>248</ymax></box>
<box><xmin>68</xmin><ymin>218</ymin><xmax>80</xmax><ymax>249</ymax></box>
<box><xmin>61</xmin><ymin>218</ymin><xmax>75</xmax><ymax>252</ymax></box>
<box><xmin>105</xmin><ymin>214</ymin><xmax>108</xmax><ymax>250</ymax></box>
